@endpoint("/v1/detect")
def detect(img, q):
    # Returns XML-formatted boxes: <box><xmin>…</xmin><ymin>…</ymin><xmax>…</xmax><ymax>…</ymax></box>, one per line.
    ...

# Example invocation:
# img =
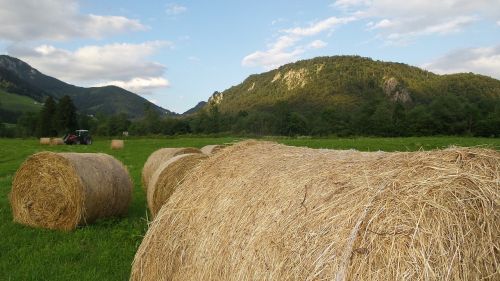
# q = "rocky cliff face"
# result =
<box><xmin>383</xmin><ymin>77</ymin><xmax>412</xmax><ymax>103</ymax></box>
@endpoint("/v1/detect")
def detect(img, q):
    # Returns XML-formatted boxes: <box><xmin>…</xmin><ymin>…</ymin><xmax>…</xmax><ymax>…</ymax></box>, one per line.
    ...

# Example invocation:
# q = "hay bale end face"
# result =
<box><xmin>147</xmin><ymin>153</ymin><xmax>208</xmax><ymax>217</ymax></box>
<box><xmin>141</xmin><ymin>147</ymin><xmax>201</xmax><ymax>191</ymax></box>
<box><xmin>50</xmin><ymin>138</ymin><xmax>64</xmax><ymax>145</ymax></box>
<box><xmin>200</xmin><ymin>144</ymin><xmax>225</xmax><ymax>155</ymax></box>
<box><xmin>131</xmin><ymin>141</ymin><xmax>500</xmax><ymax>280</ymax></box>
<box><xmin>39</xmin><ymin>138</ymin><xmax>50</xmax><ymax>145</ymax></box>
<box><xmin>111</xmin><ymin>139</ymin><xmax>124</xmax><ymax>149</ymax></box>
<box><xmin>10</xmin><ymin>152</ymin><xmax>133</xmax><ymax>231</ymax></box>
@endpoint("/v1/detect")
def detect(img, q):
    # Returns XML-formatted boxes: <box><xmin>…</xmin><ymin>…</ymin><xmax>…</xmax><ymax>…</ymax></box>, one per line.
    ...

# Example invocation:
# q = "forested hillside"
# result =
<box><xmin>190</xmin><ymin>56</ymin><xmax>500</xmax><ymax>136</ymax></box>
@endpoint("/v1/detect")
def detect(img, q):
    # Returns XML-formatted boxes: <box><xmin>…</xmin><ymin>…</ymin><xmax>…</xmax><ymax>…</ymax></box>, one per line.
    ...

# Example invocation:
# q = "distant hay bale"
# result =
<box><xmin>200</xmin><ymin>144</ymin><xmax>225</xmax><ymax>155</ymax></box>
<box><xmin>49</xmin><ymin>138</ymin><xmax>64</xmax><ymax>145</ymax></box>
<box><xmin>147</xmin><ymin>153</ymin><xmax>208</xmax><ymax>217</ymax></box>
<box><xmin>39</xmin><ymin>138</ymin><xmax>50</xmax><ymax>145</ymax></box>
<box><xmin>111</xmin><ymin>139</ymin><xmax>124</xmax><ymax>149</ymax></box>
<box><xmin>10</xmin><ymin>152</ymin><xmax>133</xmax><ymax>231</ymax></box>
<box><xmin>131</xmin><ymin>141</ymin><xmax>500</xmax><ymax>280</ymax></box>
<box><xmin>141</xmin><ymin>147</ymin><xmax>202</xmax><ymax>191</ymax></box>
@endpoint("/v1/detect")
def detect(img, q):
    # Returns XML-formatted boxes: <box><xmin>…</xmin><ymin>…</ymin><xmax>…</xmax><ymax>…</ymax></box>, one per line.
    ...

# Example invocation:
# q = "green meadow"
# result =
<box><xmin>0</xmin><ymin>136</ymin><xmax>498</xmax><ymax>280</ymax></box>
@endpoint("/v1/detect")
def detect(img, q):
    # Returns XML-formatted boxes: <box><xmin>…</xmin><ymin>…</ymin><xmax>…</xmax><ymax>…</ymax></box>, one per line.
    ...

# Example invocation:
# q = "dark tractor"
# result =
<box><xmin>63</xmin><ymin>130</ymin><xmax>92</xmax><ymax>145</ymax></box>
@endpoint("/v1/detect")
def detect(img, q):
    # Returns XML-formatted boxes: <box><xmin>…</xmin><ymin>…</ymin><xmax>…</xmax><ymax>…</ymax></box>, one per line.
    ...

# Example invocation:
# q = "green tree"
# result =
<box><xmin>37</xmin><ymin>96</ymin><xmax>57</xmax><ymax>137</ymax></box>
<box><xmin>108</xmin><ymin>113</ymin><xmax>131</xmax><ymax>136</ymax></box>
<box><xmin>16</xmin><ymin>112</ymin><xmax>38</xmax><ymax>137</ymax></box>
<box><xmin>407</xmin><ymin>105</ymin><xmax>436</xmax><ymax>135</ymax></box>
<box><xmin>286</xmin><ymin>112</ymin><xmax>309</xmax><ymax>136</ymax></box>
<box><xmin>207</xmin><ymin>105</ymin><xmax>221</xmax><ymax>133</ymax></box>
<box><xmin>144</xmin><ymin>103</ymin><xmax>161</xmax><ymax>134</ymax></box>
<box><xmin>55</xmin><ymin>95</ymin><xmax>78</xmax><ymax>134</ymax></box>
<box><xmin>78</xmin><ymin>114</ymin><xmax>97</xmax><ymax>131</ymax></box>
<box><xmin>392</xmin><ymin>102</ymin><xmax>407</xmax><ymax>136</ymax></box>
<box><xmin>370</xmin><ymin>101</ymin><xmax>393</xmax><ymax>136</ymax></box>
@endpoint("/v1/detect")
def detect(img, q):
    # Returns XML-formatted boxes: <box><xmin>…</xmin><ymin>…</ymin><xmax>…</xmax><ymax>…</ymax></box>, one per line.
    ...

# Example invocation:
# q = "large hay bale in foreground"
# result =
<box><xmin>10</xmin><ymin>152</ymin><xmax>133</xmax><ymax>231</ymax></box>
<box><xmin>131</xmin><ymin>141</ymin><xmax>500</xmax><ymax>280</ymax></box>
<box><xmin>147</xmin><ymin>153</ymin><xmax>208</xmax><ymax>217</ymax></box>
<box><xmin>50</xmin><ymin>138</ymin><xmax>64</xmax><ymax>145</ymax></box>
<box><xmin>141</xmin><ymin>147</ymin><xmax>201</xmax><ymax>191</ymax></box>
<box><xmin>200</xmin><ymin>144</ymin><xmax>225</xmax><ymax>155</ymax></box>
<box><xmin>111</xmin><ymin>139</ymin><xmax>124</xmax><ymax>149</ymax></box>
<box><xmin>39</xmin><ymin>138</ymin><xmax>50</xmax><ymax>145</ymax></box>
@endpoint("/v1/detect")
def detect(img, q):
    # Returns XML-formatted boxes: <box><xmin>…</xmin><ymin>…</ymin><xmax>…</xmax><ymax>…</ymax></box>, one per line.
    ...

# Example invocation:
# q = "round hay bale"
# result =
<box><xmin>39</xmin><ymin>138</ymin><xmax>50</xmax><ymax>145</ymax></box>
<box><xmin>49</xmin><ymin>138</ymin><xmax>64</xmax><ymax>145</ymax></box>
<box><xmin>200</xmin><ymin>144</ymin><xmax>225</xmax><ymax>155</ymax></box>
<box><xmin>10</xmin><ymin>152</ymin><xmax>133</xmax><ymax>231</ymax></box>
<box><xmin>111</xmin><ymin>139</ymin><xmax>124</xmax><ymax>149</ymax></box>
<box><xmin>141</xmin><ymin>147</ymin><xmax>201</xmax><ymax>191</ymax></box>
<box><xmin>131</xmin><ymin>141</ymin><xmax>500</xmax><ymax>280</ymax></box>
<box><xmin>147</xmin><ymin>153</ymin><xmax>208</xmax><ymax>217</ymax></box>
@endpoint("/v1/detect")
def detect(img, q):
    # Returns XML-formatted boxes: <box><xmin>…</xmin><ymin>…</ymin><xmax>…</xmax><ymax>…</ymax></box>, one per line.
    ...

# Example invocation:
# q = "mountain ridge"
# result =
<box><xmin>202</xmin><ymin>55</ymin><xmax>500</xmax><ymax>113</ymax></box>
<box><xmin>0</xmin><ymin>55</ymin><xmax>173</xmax><ymax>118</ymax></box>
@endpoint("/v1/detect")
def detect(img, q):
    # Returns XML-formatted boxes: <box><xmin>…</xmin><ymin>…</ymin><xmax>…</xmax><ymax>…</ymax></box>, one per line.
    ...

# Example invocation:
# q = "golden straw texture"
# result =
<box><xmin>49</xmin><ymin>138</ymin><xmax>64</xmax><ymax>145</ymax></box>
<box><xmin>200</xmin><ymin>144</ymin><xmax>225</xmax><ymax>155</ymax></box>
<box><xmin>131</xmin><ymin>141</ymin><xmax>499</xmax><ymax>281</ymax></box>
<box><xmin>39</xmin><ymin>138</ymin><xmax>50</xmax><ymax>145</ymax></box>
<box><xmin>141</xmin><ymin>147</ymin><xmax>201</xmax><ymax>191</ymax></box>
<box><xmin>111</xmin><ymin>139</ymin><xmax>124</xmax><ymax>149</ymax></box>
<box><xmin>147</xmin><ymin>153</ymin><xmax>208</xmax><ymax>217</ymax></box>
<box><xmin>10</xmin><ymin>152</ymin><xmax>133</xmax><ymax>231</ymax></box>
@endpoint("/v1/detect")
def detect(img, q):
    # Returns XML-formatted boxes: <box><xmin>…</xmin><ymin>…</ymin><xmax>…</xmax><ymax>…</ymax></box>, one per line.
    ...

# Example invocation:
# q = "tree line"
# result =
<box><xmin>1</xmin><ymin>96</ymin><xmax>78</xmax><ymax>137</ymax></box>
<box><xmin>2</xmin><ymin>93</ymin><xmax>499</xmax><ymax>138</ymax></box>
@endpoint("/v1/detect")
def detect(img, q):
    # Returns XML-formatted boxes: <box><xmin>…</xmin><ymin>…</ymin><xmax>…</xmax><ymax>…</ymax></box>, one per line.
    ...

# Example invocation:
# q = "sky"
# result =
<box><xmin>1</xmin><ymin>0</ymin><xmax>499</xmax><ymax>113</ymax></box>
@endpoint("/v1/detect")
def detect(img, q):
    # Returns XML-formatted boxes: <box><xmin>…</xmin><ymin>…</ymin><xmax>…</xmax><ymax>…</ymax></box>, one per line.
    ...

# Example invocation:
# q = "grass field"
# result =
<box><xmin>0</xmin><ymin>90</ymin><xmax>42</xmax><ymax>113</ymax></box>
<box><xmin>1</xmin><ymin>136</ymin><xmax>499</xmax><ymax>280</ymax></box>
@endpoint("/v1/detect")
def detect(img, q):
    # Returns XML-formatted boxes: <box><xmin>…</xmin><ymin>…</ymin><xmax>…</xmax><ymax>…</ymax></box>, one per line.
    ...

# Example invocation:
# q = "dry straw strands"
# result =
<box><xmin>111</xmin><ymin>139</ymin><xmax>124</xmax><ymax>149</ymax></box>
<box><xmin>200</xmin><ymin>144</ymin><xmax>225</xmax><ymax>155</ymax></box>
<box><xmin>10</xmin><ymin>152</ymin><xmax>133</xmax><ymax>231</ymax></box>
<box><xmin>147</xmin><ymin>153</ymin><xmax>208</xmax><ymax>217</ymax></box>
<box><xmin>39</xmin><ymin>138</ymin><xmax>50</xmax><ymax>145</ymax></box>
<box><xmin>131</xmin><ymin>141</ymin><xmax>500</xmax><ymax>281</ymax></box>
<box><xmin>141</xmin><ymin>147</ymin><xmax>201</xmax><ymax>191</ymax></box>
<box><xmin>50</xmin><ymin>138</ymin><xmax>64</xmax><ymax>145</ymax></box>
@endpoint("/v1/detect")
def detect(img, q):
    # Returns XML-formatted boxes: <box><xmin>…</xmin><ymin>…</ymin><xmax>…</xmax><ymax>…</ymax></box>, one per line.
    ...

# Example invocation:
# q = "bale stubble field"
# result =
<box><xmin>0</xmin><ymin>136</ymin><xmax>498</xmax><ymax>280</ymax></box>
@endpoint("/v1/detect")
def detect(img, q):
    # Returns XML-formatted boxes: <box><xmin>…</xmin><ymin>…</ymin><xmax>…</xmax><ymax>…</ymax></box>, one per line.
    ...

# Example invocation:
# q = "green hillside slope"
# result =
<box><xmin>193</xmin><ymin>56</ymin><xmax>500</xmax><ymax>136</ymax></box>
<box><xmin>0</xmin><ymin>89</ymin><xmax>43</xmax><ymax>123</ymax></box>
<box><xmin>210</xmin><ymin>56</ymin><xmax>500</xmax><ymax>113</ymax></box>
<box><xmin>0</xmin><ymin>55</ymin><xmax>173</xmax><ymax>118</ymax></box>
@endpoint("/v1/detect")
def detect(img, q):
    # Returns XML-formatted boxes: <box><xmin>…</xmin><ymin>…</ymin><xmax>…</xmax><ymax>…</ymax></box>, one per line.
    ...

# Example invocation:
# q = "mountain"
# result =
<box><xmin>191</xmin><ymin>55</ymin><xmax>499</xmax><ymax>136</ymax></box>
<box><xmin>0</xmin><ymin>55</ymin><xmax>173</xmax><ymax>119</ymax></box>
<box><xmin>203</xmin><ymin>55</ymin><xmax>500</xmax><ymax>114</ymax></box>
<box><xmin>183</xmin><ymin>101</ymin><xmax>207</xmax><ymax>115</ymax></box>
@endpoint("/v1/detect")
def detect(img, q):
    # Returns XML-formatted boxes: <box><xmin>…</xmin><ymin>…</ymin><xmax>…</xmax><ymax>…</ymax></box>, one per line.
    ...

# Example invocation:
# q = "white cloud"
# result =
<box><xmin>95</xmin><ymin>77</ymin><xmax>170</xmax><ymax>93</ymax></box>
<box><xmin>331</xmin><ymin>0</ymin><xmax>370</xmax><ymax>9</ymax></box>
<box><xmin>369</xmin><ymin>19</ymin><xmax>394</xmax><ymax>29</ymax></box>
<box><xmin>271</xmin><ymin>18</ymin><xmax>286</xmax><ymax>25</ymax></box>
<box><xmin>308</xmin><ymin>40</ymin><xmax>328</xmax><ymax>49</ymax></box>
<box><xmin>423</xmin><ymin>45</ymin><xmax>500</xmax><ymax>79</ymax></box>
<box><xmin>242</xmin><ymin>16</ymin><xmax>354</xmax><ymax>69</ymax></box>
<box><xmin>284</xmin><ymin>17</ymin><xmax>354</xmax><ymax>36</ymax></box>
<box><xmin>497</xmin><ymin>20</ymin><xmax>500</xmax><ymax>26</ymax></box>
<box><xmin>8</xmin><ymin>41</ymin><xmax>172</xmax><ymax>93</ymax></box>
<box><xmin>0</xmin><ymin>0</ymin><xmax>146</xmax><ymax>42</ymax></box>
<box><xmin>241</xmin><ymin>39</ymin><xmax>304</xmax><ymax>70</ymax></box>
<box><xmin>332</xmin><ymin>0</ymin><xmax>500</xmax><ymax>43</ymax></box>
<box><xmin>166</xmin><ymin>3</ymin><xmax>187</xmax><ymax>15</ymax></box>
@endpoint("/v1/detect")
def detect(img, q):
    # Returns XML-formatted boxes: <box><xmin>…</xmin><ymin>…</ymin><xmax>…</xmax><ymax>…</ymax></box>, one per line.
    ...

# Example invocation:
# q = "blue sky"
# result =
<box><xmin>1</xmin><ymin>0</ymin><xmax>500</xmax><ymax>113</ymax></box>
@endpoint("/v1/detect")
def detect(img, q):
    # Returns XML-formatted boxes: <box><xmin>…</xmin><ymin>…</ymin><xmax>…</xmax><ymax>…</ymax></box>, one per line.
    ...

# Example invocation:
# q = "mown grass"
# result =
<box><xmin>0</xmin><ymin>136</ymin><xmax>498</xmax><ymax>280</ymax></box>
